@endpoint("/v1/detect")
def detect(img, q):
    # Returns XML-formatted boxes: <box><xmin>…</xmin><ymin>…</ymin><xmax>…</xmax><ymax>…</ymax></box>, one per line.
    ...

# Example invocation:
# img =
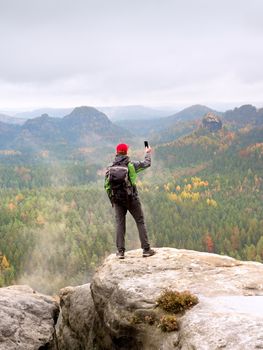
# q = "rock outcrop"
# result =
<box><xmin>202</xmin><ymin>112</ymin><xmax>222</xmax><ymax>132</ymax></box>
<box><xmin>57</xmin><ymin>248</ymin><xmax>263</xmax><ymax>350</ymax></box>
<box><xmin>0</xmin><ymin>285</ymin><xmax>59</xmax><ymax>350</ymax></box>
<box><xmin>4</xmin><ymin>249</ymin><xmax>262</xmax><ymax>349</ymax></box>
<box><xmin>57</xmin><ymin>284</ymin><xmax>95</xmax><ymax>349</ymax></box>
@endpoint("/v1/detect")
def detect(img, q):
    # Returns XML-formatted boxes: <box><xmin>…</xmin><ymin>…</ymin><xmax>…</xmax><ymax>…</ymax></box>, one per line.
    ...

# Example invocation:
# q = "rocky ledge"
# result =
<box><xmin>0</xmin><ymin>285</ymin><xmax>59</xmax><ymax>350</ymax></box>
<box><xmin>57</xmin><ymin>248</ymin><xmax>263</xmax><ymax>350</ymax></box>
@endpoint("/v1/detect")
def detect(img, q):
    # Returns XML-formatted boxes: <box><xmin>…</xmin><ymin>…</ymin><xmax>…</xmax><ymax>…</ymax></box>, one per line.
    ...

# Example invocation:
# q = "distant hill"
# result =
<box><xmin>165</xmin><ymin>104</ymin><xmax>222</xmax><ymax>122</ymax></box>
<box><xmin>155</xmin><ymin>127</ymin><xmax>230</xmax><ymax>168</ymax></box>
<box><xmin>155</xmin><ymin>119</ymin><xmax>263</xmax><ymax>180</ymax></box>
<box><xmin>117</xmin><ymin>104</ymin><xmax>263</xmax><ymax>145</ymax></box>
<box><xmin>2</xmin><ymin>103</ymin><xmax>262</xmax><ymax>162</ymax></box>
<box><xmin>116</xmin><ymin>104</ymin><xmax>222</xmax><ymax>142</ymax></box>
<box><xmin>61</xmin><ymin>106</ymin><xmax>131</xmax><ymax>144</ymax></box>
<box><xmin>223</xmin><ymin>104</ymin><xmax>263</xmax><ymax>127</ymax></box>
<box><xmin>13</xmin><ymin>114</ymin><xmax>64</xmax><ymax>150</ymax></box>
<box><xmin>0</xmin><ymin>106</ymin><xmax>132</xmax><ymax>159</ymax></box>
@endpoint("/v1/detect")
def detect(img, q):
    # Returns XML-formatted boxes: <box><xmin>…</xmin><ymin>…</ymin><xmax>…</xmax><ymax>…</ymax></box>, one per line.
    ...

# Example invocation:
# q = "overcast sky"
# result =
<box><xmin>0</xmin><ymin>0</ymin><xmax>262</xmax><ymax>111</ymax></box>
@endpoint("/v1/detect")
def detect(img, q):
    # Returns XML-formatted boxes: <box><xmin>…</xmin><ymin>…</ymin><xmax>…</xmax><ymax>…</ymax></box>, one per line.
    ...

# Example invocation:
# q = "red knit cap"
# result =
<box><xmin>116</xmin><ymin>143</ymin><xmax>129</xmax><ymax>155</ymax></box>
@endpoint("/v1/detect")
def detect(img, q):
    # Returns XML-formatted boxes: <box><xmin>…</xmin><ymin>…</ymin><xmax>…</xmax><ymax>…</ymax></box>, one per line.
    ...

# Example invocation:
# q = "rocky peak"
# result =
<box><xmin>57</xmin><ymin>248</ymin><xmax>263</xmax><ymax>350</ymax></box>
<box><xmin>202</xmin><ymin>112</ymin><xmax>222</xmax><ymax>132</ymax></box>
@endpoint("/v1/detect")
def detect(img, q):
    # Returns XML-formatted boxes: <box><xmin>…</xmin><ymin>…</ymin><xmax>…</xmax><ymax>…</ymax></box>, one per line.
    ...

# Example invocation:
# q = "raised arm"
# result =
<box><xmin>132</xmin><ymin>148</ymin><xmax>151</xmax><ymax>173</ymax></box>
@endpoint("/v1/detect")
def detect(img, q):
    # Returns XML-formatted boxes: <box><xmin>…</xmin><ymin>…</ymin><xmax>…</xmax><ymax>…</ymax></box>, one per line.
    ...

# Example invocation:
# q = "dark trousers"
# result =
<box><xmin>114</xmin><ymin>197</ymin><xmax>150</xmax><ymax>251</ymax></box>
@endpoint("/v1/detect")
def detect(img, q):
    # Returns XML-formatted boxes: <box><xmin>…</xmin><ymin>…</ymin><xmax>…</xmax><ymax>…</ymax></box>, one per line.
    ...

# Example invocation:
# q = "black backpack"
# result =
<box><xmin>107</xmin><ymin>164</ymin><xmax>133</xmax><ymax>203</ymax></box>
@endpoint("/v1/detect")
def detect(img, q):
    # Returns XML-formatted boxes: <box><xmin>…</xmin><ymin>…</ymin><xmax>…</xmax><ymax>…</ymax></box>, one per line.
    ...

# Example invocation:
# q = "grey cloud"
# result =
<box><xmin>0</xmin><ymin>0</ymin><xmax>262</xmax><ymax>108</ymax></box>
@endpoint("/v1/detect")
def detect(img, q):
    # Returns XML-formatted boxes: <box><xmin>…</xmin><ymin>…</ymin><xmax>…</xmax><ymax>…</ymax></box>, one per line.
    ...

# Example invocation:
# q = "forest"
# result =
<box><xmin>1</xmin><ymin>115</ymin><xmax>263</xmax><ymax>294</ymax></box>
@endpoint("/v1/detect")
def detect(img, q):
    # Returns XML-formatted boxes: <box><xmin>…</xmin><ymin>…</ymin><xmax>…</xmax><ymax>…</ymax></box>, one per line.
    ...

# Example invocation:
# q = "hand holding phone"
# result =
<box><xmin>144</xmin><ymin>141</ymin><xmax>151</xmax><ymax>153</ymax></box>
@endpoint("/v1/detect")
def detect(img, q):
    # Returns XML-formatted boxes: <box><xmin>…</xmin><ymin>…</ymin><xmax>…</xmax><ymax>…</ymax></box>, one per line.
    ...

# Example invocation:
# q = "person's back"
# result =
<box><xmin>105</xmin><ymin>143</ymin><xmax>155</xmax><ymax>259</ymax></box>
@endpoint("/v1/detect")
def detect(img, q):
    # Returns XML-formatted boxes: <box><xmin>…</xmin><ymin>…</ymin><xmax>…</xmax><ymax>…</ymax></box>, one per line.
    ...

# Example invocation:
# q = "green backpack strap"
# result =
<box><xmin>104</xmin><ymin>175</ymin><xmax>111</xmax><ymax>196</ymax></box>
<box><xmin>128</xmin><ymin>162</ymin><xmax>137</xmax><ymax>186</ymax></box>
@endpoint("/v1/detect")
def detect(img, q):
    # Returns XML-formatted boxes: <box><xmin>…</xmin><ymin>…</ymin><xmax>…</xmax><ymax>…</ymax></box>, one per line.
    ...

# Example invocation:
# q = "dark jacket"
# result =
<box><xmin>104</xmin><ymin>152</ymin><xmax>151</xmax><ymax>200</ymax></box>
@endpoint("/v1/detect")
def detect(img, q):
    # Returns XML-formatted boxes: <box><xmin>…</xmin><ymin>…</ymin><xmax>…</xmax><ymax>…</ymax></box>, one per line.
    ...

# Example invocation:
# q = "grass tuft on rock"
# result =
<box><xmin>158</xmin><ymin>315</ymin><xmax>178</xmax><ymax>332</ymax></box>
<box><xmin>130</xmin><ymin>312</ymin><xmax>156</xmax><ymax>326</ymax></box>
<box><xmin>156</xmin><ymin>289</ymin><xmax>199</xmax><ymax>313</ymax></box>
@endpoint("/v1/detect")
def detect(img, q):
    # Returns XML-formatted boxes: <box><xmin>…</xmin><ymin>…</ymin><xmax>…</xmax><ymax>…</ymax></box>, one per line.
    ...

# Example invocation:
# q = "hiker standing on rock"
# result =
<box><xmin>105</xmin><ymin>143</ymin><xmax>155</xmax><ymax>259</ymax></box>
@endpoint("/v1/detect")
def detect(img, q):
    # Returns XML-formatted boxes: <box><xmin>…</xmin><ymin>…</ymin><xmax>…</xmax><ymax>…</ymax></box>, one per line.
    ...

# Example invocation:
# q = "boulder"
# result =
<box><xmin>90</xmin><ymin>248</ymin><xmax>263</xmax><ymax>349</ymax></box>
<box><xmin>0</xmin><ymin>285</ymin><xmax>59</xmax><ymax>350</ymax></box>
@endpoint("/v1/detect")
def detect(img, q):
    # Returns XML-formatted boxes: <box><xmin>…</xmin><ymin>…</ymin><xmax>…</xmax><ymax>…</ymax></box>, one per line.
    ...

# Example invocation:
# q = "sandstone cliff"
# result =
<box><xmin>202</xmin><ymin>112</ymin><xmax>222</xmax><ymax>132</ymax></box>
<box><xmin>57</xmin><ymin>248</ymin><xmax>263</xmax><ymax>350</ymax></box>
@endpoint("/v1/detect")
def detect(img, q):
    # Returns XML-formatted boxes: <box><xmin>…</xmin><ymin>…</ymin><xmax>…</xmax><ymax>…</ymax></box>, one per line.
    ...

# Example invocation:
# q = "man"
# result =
<box><xmin>105</xmin><ymin>143</ymin><xmax>155</xmax><ymax>259</ymax></box>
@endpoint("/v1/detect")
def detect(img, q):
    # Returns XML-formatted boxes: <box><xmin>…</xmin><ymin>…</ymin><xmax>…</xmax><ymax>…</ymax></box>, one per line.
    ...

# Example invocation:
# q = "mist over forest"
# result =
<box><xmin>0</xmin><ymin>103</ymin><xmax>263</xmax><ymax>294</ymax></box>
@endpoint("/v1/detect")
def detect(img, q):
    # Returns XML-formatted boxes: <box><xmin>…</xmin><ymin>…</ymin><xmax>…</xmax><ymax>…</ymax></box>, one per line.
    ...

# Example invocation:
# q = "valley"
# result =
<box><xmin>0</xmin><ymin>103</ymin><xmax>263</xmax><ymax>293</ymax></box>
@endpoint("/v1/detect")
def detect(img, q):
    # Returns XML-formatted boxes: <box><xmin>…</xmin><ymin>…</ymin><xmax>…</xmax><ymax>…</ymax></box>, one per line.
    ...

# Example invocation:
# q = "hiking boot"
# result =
<box><xmin>116</xmin><ymin>250</ymin><xmax>125</xmax><ymax>259</ymax></box>
<box><xmin>142</xmin><ymin>248</ymin><xmax>156</xmax><ymax>257</ymax></box>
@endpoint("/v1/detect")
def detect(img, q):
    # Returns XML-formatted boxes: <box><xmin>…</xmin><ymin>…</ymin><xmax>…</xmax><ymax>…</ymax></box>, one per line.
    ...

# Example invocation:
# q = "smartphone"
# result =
<box><xmin>144</xmin><ymin>141</ymin><xmax>149</xmax><ymax>148</ymax></box>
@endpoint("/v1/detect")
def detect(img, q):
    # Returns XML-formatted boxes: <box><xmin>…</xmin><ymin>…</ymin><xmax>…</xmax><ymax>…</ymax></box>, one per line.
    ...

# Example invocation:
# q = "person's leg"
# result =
<box><xmin>114</xmin><ymin>203</ymin><xmax>127</xmax><ymax>252</ymax></box>
<box><xmin>128</xmin><ymin>197</ymin><xmax>150</xmax><ymax>250</ymax></box>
